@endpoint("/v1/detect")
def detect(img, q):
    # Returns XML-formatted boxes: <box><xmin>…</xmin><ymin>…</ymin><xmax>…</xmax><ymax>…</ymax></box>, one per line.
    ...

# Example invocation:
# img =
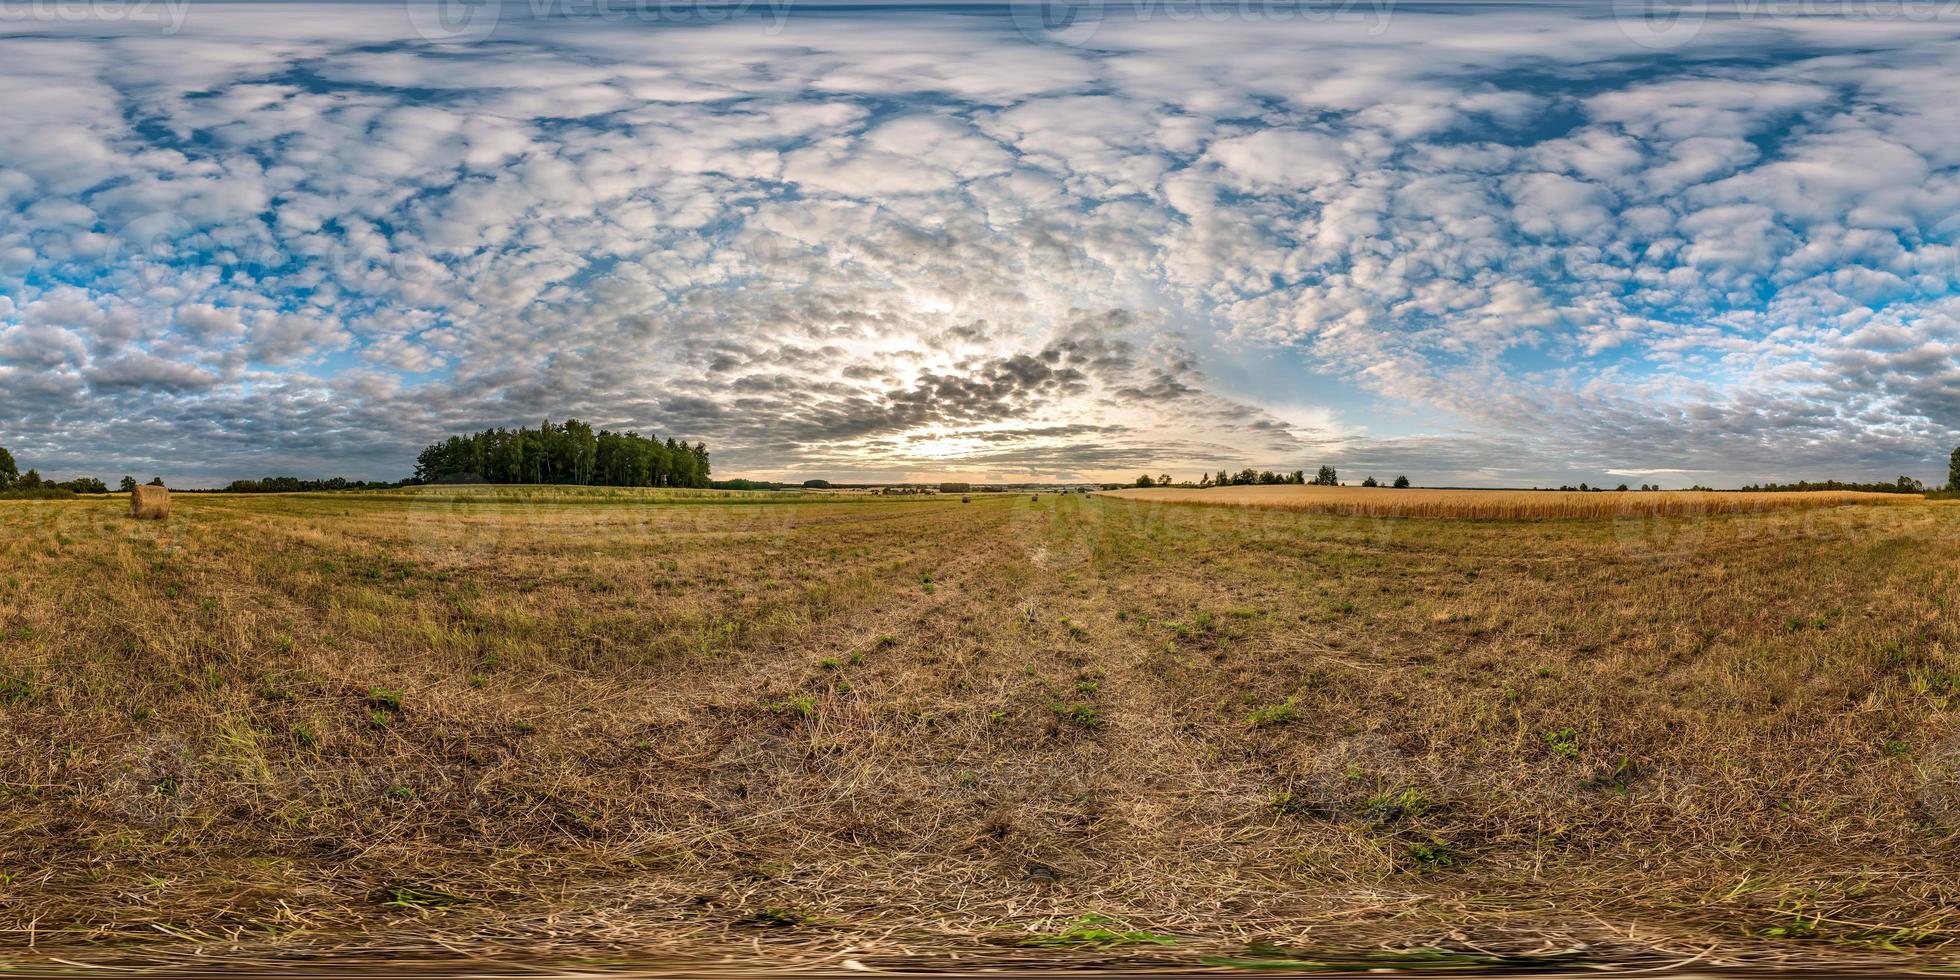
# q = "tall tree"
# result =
<box><xmin>1951</xmin><ymin>445</ymin><xmax>1960</xmax><ymax>491</ymax></box>
<box><xmin>0</xmin><ymin>446</ymin><xmax>15</xmax><ymax>490</ymax></box>
<box><xmin>119</xmin><ymin>475</ymin><xmax>137</xmax><ymax>493</ymax></box>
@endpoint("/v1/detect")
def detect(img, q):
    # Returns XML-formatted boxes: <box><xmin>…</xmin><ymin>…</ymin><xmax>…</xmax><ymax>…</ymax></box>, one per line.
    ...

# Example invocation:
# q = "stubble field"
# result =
<box><xmin>1104</xmin><ymin>484</ymin><xmax>1918</xmax><ymax>519</ymax></box>
<box><xmin>4</xmin><ymin>487</ymin><xmax>1960</xmax><ymax>971</ymax></box>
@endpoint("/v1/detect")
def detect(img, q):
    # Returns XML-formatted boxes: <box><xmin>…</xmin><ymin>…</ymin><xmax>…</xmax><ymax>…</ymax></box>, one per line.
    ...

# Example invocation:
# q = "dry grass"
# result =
<box><xmin>1103</xmin><ymin>483</ymin><xmax>1919</xmax><ymax>519</ymax></box>
<box><xmin>4</xmin><ymin>488</ymin><xmax>1960</xmax><ymax>972</ymax></box>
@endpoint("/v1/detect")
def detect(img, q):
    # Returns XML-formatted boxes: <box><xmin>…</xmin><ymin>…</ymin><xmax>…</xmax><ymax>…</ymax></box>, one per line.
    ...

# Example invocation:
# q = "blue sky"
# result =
<box><xmin>1</xmin><ymin>0</ymin><xmax>1957</xmax><ymax>486</ymax></box>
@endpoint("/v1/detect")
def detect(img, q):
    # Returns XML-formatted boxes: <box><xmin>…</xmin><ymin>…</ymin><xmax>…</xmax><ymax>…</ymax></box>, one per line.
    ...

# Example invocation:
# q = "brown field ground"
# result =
<box><xmin>1103</xmin><ymin>483</ymin><xmax>1918</xmax><ymax>519</ymax></box>
<box><xmin>4</xmin><ymin>487</ymin><xmax>1960</xmax><ymax>971</ymax></box>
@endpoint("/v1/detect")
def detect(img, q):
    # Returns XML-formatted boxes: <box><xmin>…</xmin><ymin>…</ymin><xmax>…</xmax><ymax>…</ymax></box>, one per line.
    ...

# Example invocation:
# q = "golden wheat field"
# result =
<box><xmin>1104</xmin><ymin>484</ymin><xmax>1920</xmax><ymax>519</ymax></box>
<box><xmin>5</xmin><ymin>488</ymin><xmax>1960</xmax><ymax>972</ymax></box>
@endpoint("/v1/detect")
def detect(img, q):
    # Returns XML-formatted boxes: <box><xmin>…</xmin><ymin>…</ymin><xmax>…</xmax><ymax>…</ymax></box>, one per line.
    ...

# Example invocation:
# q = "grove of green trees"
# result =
<box><xmin>413</xmin><ymin>420</ymin><xmax>710</xmax><ymax>488</ymax></box>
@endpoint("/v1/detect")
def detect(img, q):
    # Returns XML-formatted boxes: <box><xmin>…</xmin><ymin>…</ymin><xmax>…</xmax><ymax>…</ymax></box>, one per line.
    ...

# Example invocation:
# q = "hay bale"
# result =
<box><xmin>962</xmin><ymin>494</ymin><xmax>972</xmax><ymax>503</ymax></box>
<box><xmin>131</xmin><ymin>484</ymin><xmax>170</xmax><ymax>520</ymax></box>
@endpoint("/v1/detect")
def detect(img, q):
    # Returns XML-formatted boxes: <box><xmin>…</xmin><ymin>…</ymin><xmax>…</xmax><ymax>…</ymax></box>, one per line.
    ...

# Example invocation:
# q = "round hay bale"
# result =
<box><xmin>961</xmin><ymin>494</ymin><xmax>971</xmax><ymax>503</ymax></box>
<box><xmin>131</xmin><ymin>484</ymin><xmax>170</xmax><ymax>520</ymax></box>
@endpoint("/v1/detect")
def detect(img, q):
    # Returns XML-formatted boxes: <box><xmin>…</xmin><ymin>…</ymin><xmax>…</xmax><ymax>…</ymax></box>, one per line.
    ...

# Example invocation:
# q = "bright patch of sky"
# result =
<box><xmin>1</xmin><ymin>0</ymin><xmax>1957</xmax><ymax>486</ymax></box>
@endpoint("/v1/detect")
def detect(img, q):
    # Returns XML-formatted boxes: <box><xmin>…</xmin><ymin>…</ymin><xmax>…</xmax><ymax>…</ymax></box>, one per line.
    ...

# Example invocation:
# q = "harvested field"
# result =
<box><xmin>4</xmin><ymin>488</ymin><xmax>1960</xmax><ymax>971</ymax></box>
<box><xmin>1104</xmin><ymin>483</ymin><xmax>1919</xmax><ymax>519</ymax></box>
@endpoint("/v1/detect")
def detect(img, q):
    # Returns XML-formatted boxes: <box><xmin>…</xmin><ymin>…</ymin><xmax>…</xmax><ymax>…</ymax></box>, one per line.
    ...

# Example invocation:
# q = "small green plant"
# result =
<box><xmin>1021</xmin><ymin>914</ymin><xmax>1179</xmax><ymax>948</ymax></box>
<box><xmin>0</xmin><ymin>676</ymin><xmax>33</xmax><ymax>704</ymax></box>
<box><xmin>1246</xmin><ymin>700</ymin><xmax>1296</xmax><ymax>728</ymax></box>
<box><xmin>1581</xmin><ymin>757</ymin><xmax>1644</xmax><ymax>794</ymax></box>
<box><xmin>1050</xmin><ymin>701</ymin><xmax>1101</xmax><ymax>728</ymax></box>
<box><xmin>1543</xmin><ymin>727</ymin><xmax>1580</xmax><ymax>758</ymax></box>
<box><xmin>378</xmin><ymin>886</ymin><xmax>468</xmax><ymax>911</ymax></box>
<box><xmin>1403</xmin><ymin>835</ymin><xmax>1461</xmax><ymax>869</ymax></box>
<box><xmin>366</xmin><ymin>688</ymin><xmax>403</xmax><ymax>712</ymax></box>
<box><xmin>1269</xmin><ymin>790</ymin><xmax>1329</xmax><ymax>818</ymax></box>
<box><xmin>764</xmin><ymin>695</ymin><xmax>817</xmax><ymax>718</ymax></box>
<box><xmin>1760</xmin><ymin>912</ymin><xmax>1824</xmax><ymax>940</ymax></box>
<box><xmin>1363</xmin><ymin>787</ymin><xmax>1435</xmax><ymax>824</ymax></box>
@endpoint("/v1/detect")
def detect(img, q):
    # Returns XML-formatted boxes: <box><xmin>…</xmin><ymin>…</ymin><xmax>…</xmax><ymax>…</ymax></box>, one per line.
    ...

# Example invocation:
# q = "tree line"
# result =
<box><xmin>1738</xmin><ymin>476</ymin><xmax>1930</xmax><ymax>494</ymax></box>
<box><xmin>413</xmin><ymin>420</ymin><xmax>710</xmax><ymax>488</ymax></box>
<box><xmin>1137</xmin><ymin>467</ymin><xmax>1410</xmax><ymax>488</ymax></box>
<box><xmin>0</xmin><ymin>446</ymin><xmax>157</xmax><ymax>498</ymax></box>
<box><xmin>222</xmin><ymin>476</ymin><xmax>403</xmax><ymax>493</ymax></box>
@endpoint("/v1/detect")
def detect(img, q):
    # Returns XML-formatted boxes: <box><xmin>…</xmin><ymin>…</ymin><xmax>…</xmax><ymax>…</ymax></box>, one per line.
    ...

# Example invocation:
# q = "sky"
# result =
<box><xmin>1</xmin><ymin>0</ymin><xmax>1958</xmax><ymax>488</ymax></box>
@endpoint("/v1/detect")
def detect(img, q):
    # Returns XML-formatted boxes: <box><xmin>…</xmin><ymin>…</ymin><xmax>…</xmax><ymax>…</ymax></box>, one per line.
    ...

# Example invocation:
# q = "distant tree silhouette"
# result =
<box><xmin>0</xmin><ymin>446</ymin><xmax>15</xmax><ymax>490</ymax></box>
<box><xmin>119</xmin><ymin>476</ymin><xmax>137</xmax><ymax>493</ymax></box>
<box><xmin>1393</xmin><ymin>475</ymin><xmax>1410</xmax><ymax>488</ymax></box>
